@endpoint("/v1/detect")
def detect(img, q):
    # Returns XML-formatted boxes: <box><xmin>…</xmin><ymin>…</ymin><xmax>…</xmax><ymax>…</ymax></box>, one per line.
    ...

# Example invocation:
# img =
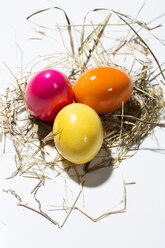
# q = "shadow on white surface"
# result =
<box><xmin>65</xmin><ymin>149</ymin><xmax>114</xmax><ymax>187</ymax></box>
<box><xmin>67</xmin><ymin>165</ymin><xmax>114</xmax><ymax>187</ymax></box>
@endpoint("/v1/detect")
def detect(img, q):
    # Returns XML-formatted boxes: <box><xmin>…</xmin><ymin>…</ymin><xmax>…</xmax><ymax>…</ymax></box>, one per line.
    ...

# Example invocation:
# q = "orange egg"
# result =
<box><xmin>73</xmin><ymin>67</ymin><xmax>133</xmax><ymax>114</ymax></box>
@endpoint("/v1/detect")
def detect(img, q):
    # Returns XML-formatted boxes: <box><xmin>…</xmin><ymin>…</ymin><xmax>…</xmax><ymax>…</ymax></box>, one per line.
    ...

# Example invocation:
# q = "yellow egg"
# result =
<box><xmin>53</xmin><ymin>103</ymin><xmax>103</xmax><ymax>164</ymax></box>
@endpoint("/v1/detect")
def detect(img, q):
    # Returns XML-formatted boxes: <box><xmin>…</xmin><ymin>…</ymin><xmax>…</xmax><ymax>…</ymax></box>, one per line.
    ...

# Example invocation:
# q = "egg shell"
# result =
<box><xmin>25</xmin><ymin>69</ymin><xmax>73</xmax><ymax>121</ymax></box>
<box><xmin>53</xmin><ymin>103</ymin><xmax>103</xmax><ymax>164</ymax></box>
<box><xmin>73</xmin><ymin>66</ymin><xmax>133</xmax><ymax>114</ymax></box>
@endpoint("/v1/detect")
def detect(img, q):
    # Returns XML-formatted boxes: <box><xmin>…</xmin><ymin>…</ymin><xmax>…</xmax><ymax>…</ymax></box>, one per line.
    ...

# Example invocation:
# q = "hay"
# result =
<box><xmin>0</xmin><ymin>7</ymin><xmax>165</xmax><ymax>227</ymax></box>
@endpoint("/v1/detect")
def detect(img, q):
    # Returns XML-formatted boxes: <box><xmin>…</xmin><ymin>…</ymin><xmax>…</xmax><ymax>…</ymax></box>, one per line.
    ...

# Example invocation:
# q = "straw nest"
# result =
<box><xmin>0</xmin><ymin>8</ymin><xmax>165</xmax><ymax>227</ymax></box>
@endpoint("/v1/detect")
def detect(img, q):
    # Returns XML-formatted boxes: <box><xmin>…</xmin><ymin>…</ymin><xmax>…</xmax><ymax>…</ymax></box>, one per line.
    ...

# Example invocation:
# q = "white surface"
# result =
<box><xmin>0</xmin><ymin>0</ymin><xmax>165</xmax><ymax>248</ymax></box>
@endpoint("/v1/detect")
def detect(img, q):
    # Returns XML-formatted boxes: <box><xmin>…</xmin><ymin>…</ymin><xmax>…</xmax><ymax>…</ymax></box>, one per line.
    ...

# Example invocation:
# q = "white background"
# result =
<box><xmin>0</xmin><ymin>0</ymin><xmax>165</xmax><ymax>248</ymax></box>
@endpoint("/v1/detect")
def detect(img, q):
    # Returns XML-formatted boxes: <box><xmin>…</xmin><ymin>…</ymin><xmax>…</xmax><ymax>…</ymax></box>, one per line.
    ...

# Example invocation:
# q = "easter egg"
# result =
<box><xmin>25</xmin><ymin>69</ymin><xmax>73</xmax><ymax>121</ymax></box>
<box><xmin>53</xmin><ymin>103</ymin><xmax>103</xmax><ymax>164</ymax></box>
<box><xmin>73</xmin><ymin>66</ymin><xmax>133</xmax><ymax>114</ymax></box>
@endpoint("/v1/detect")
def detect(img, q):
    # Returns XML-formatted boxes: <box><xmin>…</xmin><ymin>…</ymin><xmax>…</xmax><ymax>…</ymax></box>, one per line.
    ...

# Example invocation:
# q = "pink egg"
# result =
<box><xmin>25</xmin><ymin>69</ymin><xmax>73</xmax><ymax>121</ymax></box>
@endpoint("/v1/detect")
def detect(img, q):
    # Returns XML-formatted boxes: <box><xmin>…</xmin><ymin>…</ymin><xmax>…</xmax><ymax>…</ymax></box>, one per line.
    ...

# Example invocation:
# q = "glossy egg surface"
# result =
<box><xmin>53</xmin><ymin>103</ymin><xmax>103</xmax><ymax>164</ymax></box>
<box><xmin>25</xmin><ymin>69</ymin><xmax>73</xmax><ymax>121</ymax></box>
<box><xmin>73</xmin><ymin>67</ymin><xmax>133</xmax><ymax>114</ymax></box>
